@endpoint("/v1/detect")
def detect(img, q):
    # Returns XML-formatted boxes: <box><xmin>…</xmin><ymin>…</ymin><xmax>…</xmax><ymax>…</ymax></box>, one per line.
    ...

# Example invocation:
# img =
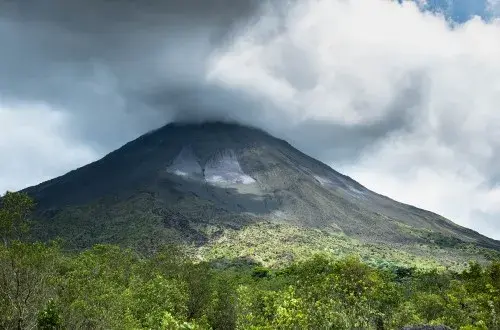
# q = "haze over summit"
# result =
<box><xmin>1</xmin><ymin>0</ymin><xmax>500</xmax><ymax>239</ymax></box>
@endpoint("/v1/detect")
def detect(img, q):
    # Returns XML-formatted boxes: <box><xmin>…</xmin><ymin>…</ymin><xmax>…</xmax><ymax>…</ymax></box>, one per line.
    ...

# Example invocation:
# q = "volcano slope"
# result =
<box><xmin>25</xmin><ymin>122</ymin><xmax>500</xmax><ymax>268</ymax></box>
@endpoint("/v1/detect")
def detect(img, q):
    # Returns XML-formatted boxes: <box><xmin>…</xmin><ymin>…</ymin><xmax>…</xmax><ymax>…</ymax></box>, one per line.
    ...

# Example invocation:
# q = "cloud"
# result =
<box><xmin>488</xmin><ymin>0</ymin><xmax>500</xmax><ymax>15</ymax></box>
<box><xmin>0</xmin><ymin>0</ymin><xmax>262</xmax><ymax>150</ymax></box>
<box><xmin>1</xmin><ymin>0</ymin><xmax>500</xmax><ymax>239</ymax></box>
<box><xmin>206</xmin><ymin>0</ymin><xmax>500</xmax><ymax>238</ymax></box>
<box><xmin>0</xmin><ymin>103</ymin><xmax>96</xmax><ymax>191</ymax></box>
<box><xmin>0</xmin><ymin>0</ymin><xmax>270</xmax><ymax>189</ymax></box>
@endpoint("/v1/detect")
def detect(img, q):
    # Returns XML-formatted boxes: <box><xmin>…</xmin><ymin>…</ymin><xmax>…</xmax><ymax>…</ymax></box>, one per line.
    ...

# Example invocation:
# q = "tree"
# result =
<box><xmin>0</xmin><ymin>241</ymin><xmax>60</xmax><ymax>330</ymax></box>
<box><xmin>56</xmin><ymin>245</ymin><xmax>140</xmax><ymax>329</ymax></box>
<box><xmin>0</xmin><ymin>191</ymin><xmax>35</xmax><ymax>246</ymax></box>
<box><xmin>37</xmin><ymin>299</ymin><xmax>62</xmax><ymax>330</ymax></box>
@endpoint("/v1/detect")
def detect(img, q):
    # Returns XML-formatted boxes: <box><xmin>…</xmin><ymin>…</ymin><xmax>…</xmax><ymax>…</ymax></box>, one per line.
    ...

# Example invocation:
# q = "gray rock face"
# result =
<box><xmin>204</xmin><ymin>149</ymin><xmax>256</xmax><ymax>185</ymax></box>
<box><xmin>25</xmin><ymin>122</ymin><xmax>500</xmax><ymax>250</ymax></box>
<box><xmin>167</xmin><ymin>146</ymin><xmax>204</xmax><ymax>178</ymax></box>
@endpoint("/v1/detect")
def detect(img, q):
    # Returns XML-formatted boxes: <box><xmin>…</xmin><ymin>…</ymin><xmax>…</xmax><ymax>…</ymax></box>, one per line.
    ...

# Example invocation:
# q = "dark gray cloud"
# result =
<box><xmin>0</xmin><ymin>0</ymin><xmax>263</xmax><ymax>151</ymax></box>
<box><xmin>0</xmin><ymin>0</ymin><xmax>260</xmax><ymax>31</ymax></box>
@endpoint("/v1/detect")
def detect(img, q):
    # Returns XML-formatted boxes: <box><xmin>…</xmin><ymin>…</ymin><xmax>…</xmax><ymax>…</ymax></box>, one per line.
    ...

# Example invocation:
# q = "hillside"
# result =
<box><xmin>24</xmin><ymin>122</ymin><xmax>500</xmax><ymax>267</ymax></box>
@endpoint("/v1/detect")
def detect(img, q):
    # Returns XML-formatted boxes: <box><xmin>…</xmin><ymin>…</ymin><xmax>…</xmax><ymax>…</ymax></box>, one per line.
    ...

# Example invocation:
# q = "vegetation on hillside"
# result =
<box><xmin>197</xmin><ymin>222</ymin><xmax>500</xmax><ymax>271</ymax></box>
<box><xmin>2</xmin><ymin>192</ymin><xmax>500</xmax><ymax>329</ymax></box>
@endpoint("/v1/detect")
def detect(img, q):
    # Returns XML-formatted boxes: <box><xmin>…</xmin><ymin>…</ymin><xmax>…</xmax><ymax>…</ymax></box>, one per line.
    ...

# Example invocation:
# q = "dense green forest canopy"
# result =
<box><xmin>1</xmin><ymin>192</ymin><xmax>500</xmax><ymax>330</ymax></box>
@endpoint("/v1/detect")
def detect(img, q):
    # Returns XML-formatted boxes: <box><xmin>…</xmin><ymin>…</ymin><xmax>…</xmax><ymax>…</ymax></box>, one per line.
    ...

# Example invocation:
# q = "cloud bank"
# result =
<box><xmin>1</xmin><ymin>0</ymin><xmax>500</xmax><ymax>239</ymax></box>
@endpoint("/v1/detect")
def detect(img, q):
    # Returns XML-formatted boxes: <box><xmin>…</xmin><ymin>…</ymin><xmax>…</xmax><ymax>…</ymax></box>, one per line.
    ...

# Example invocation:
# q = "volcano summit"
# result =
<box><xmin>25</xmin><ymin>122</ymin><xmax>500</xmax><ymax>263</ymax></box>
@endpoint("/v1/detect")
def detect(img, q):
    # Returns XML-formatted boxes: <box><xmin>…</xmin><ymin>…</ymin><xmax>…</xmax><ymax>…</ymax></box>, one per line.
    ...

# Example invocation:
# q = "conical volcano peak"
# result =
<box><xmin>25</xmin><ymin>121</ymin><xmax>500</xmax><ymax>253</ymax></box>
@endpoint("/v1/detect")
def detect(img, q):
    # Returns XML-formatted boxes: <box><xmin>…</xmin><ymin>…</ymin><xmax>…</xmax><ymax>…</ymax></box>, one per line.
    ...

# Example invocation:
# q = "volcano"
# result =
<box><xmin>25</xmin><ymin>122</ymin><xmax>500</xmax><ymax>256</ymax></box>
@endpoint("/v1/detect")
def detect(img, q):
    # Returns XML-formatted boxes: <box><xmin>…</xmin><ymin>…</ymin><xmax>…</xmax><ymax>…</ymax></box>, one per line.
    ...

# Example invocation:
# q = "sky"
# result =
<box><xmin>1</xmin><ymin>0</ymin><xmax>500</xmax><ymax>239</ymax></box>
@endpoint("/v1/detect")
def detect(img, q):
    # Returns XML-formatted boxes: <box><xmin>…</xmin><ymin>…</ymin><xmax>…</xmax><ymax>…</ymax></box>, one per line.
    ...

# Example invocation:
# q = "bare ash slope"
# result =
<box><xmin>26</xmin><ymin>122</ymin><xmax>500</xmax><ymax>252</ymax></box>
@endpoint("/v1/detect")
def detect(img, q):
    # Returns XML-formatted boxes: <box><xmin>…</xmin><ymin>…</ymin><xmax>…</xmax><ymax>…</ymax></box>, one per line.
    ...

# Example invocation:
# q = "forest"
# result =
<box><xmin>1</xmin><ymin>192</ymin><xmax>500</xmax><ymax>330</ymax></box>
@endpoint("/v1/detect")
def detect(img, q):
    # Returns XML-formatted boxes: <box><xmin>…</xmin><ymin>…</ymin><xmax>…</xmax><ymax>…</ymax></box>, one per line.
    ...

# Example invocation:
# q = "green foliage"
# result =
<box><xmin>0</xmin><ymin>193</ymin><xmax>500</xmax><ymax>330</ymax></box>
<box><xmin>206</xmin><ymin>274</ymin><xmax>237</xmax><ymax>329</ymax></box>
<box><xmin>0</xmin><ymin>241</ymin><xmax>60</xmax><ymax>330</ymax></box>
<box><xmin>0</xmin><ymin>240</ymin><xmax>500</xmax><ymax>329</ymax></box>
<box><xmin>37</xmin><ymin>299</ymin><xmax>62</xmax><ymax>330</ymax></box>
<box><xmin>199</xmin><ymin>223</ymin><xmax>498</xmax><ymax>271</ymax></box>
<box><xmin>4</xmin><ymin>194</ymin><xmax>500</xmax><ymax>329</ymax></box>
<box><xmin>0</xmin><ymin>191</ymin><xmax>34</xmax><ymax>246</ymax></box>
<box><xmin>251</xmin><ymin>266</ymin><xmax>270</xmax><ymax>279</ymax></box>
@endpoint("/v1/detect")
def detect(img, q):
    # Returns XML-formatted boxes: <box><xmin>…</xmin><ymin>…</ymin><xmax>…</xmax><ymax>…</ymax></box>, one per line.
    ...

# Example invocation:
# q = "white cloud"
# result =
<box><xmin>488</xmin><ymin>0</ymin><xmax>500</xmax><ymax>15</ymax></box>
<box><xmin>341</xmin><ymin>132</ymin><xmax>500</xmax><ymax>235</ymax></box>
<box><xmin>0</xmin><ymin>103</ymin><xmax>97</xmax><ymax>192</ymax></box>
<box><xmin>207</xmin><ymin>0</ymin><xmax>500</xmax><ymax>238</ymax></box>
